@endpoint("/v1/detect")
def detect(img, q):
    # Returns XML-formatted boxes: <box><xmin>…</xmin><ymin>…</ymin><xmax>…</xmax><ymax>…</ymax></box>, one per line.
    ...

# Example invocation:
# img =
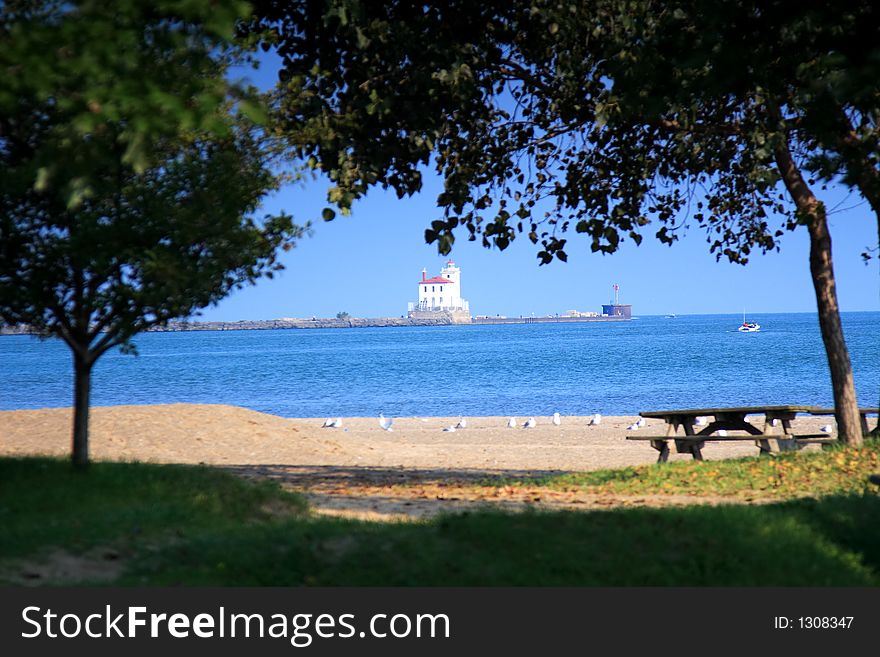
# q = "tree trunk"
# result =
<box><xmin>774</xmin><ymin>140</ymin><xmax>863</xmax><ymax>446</ymax></box>
<box><xmin>72</xmin><ymin>351</ymin><xmax>93</xmax><ymax>467</ymax></box>
<box><xmin>805</xmin><ymin>210</ymin><xmax>863</xmax><ymax>446</ymax></box>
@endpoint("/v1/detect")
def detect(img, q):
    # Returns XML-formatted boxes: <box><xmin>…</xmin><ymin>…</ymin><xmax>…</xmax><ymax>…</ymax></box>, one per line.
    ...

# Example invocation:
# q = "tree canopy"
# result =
<box><xmin>0</xmin><ymin>0</ymin><xmax>267</xmax><ymax>204</ymax></box>
<box><xmin>0</xmin><ymin>122</ymin><xmax>296</xmax><ymax>356</ymax></box>
<box><xmin>250</xmin><ymin>0</ymin><xmax>879</xmax><ymax>262</ymax></box>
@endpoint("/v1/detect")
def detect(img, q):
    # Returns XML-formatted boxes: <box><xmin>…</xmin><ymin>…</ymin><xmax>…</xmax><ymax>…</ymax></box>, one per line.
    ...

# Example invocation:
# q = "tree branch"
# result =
<box><xmin>828</xmin><ymin>103</ymin><xmax>880</xmax><ymax>242</ymax></box>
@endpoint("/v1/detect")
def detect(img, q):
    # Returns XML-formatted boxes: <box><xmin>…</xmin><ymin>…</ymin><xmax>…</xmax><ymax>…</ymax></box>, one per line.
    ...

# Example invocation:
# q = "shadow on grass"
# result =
<box><xmin>220</xmin><ymin>463</ymin><xmax>563</xmax><ymax>487</ymax></box>
<box><xmin>121</xmin><ymin>495</ymin><xmax>880</xmax><ymax>587</ymax></box>
<box><xmin>0</xmin><ymin>457</ymin><xmax>307</xmax><ymax>562</ymax></box>
<box><xmin>3</xmin><ymin>457</ymin><xmax>877</xmax><ymax>586</ymax></box>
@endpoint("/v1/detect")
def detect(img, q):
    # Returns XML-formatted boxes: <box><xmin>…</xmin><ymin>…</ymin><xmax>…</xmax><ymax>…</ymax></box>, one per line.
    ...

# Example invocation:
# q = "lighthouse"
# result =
<box><xmin>408</xmin><ymin>260</ymin><xmax>470</xmax><ymax>321</ymax></box>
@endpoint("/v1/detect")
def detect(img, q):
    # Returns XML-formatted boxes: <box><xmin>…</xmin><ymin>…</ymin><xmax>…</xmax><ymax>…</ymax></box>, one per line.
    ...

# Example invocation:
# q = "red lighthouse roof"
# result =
<box><xmin>419</xmin><ymin>276</ymin><xmax>453</xmax><ymax>285</ymax></box>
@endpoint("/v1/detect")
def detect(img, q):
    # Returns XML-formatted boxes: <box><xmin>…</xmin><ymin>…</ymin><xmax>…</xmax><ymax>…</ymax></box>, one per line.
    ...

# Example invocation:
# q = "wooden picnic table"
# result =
<box><xmin>628</xmin><ymin>405</ymin><xmax>879</xmax><ymax>463</ymax></box>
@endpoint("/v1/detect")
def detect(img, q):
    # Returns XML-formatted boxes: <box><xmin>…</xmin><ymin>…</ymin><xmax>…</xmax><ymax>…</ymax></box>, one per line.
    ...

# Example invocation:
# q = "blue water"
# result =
<box><xmin>1</xmin><ymin>313</ymin><xmax>877</xmax><ymax>417</ymax></box>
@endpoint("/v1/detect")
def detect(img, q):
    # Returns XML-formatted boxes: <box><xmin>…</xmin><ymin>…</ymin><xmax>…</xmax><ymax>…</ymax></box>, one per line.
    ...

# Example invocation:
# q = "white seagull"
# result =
<box><xmin>507</xmin><ymin>417</ymin><xmax>517</xmax><ymax>428</ymax></box>
<box><xmin>331</xmin><ymin>418</ymin><xmax>342</xmax><ymax>428</ymax></box>
<box><xmin>637</xmin><ymin>418</ymin><xmax>647</xmax><ymax>428</ymax></box>
<box><xmin>695</xmin><ymin>416</ymin><xmax>708</xmax><ymax>427</ymax></box>
<box><xmin>322</xmin><ymin>418</ymin><xmax>334</xmax><ymax>428</ymax></box>
<box><xmin>717</xmin><ymin>429</ymin><xmax>728</xmax><ymax>437</ymax></box>
<box><xmin>626</xmin><ymin>422</ymin><xmax>639</xmax><ymax>431</ymax></box>
<box><xmin>588</xmin><ymin>414</ymin><xmax>602</xmax><ymax>426</ymax></box>
<box><xmin>820</xmin><ymin>424</ymin><xmax>833</xmax><ymax>434</ymax></box>
<box><xmin>455</xmin><ymin>417</ymin><xmax>468</xmax><ymax>429</ymax></box>
<box><xmin>443</xmin><ymin>425</ymin><xmax>457</xmax><ymax>433</ymax></box>
<box><xmin>378</xmin><ymin>413</ymin><xmax>393</xmax><ymax>432</ymax></box>
<box><xmin>523</xmin><ymin>417</ymin><xmax>537</xmax><ymax>429</ymax></box>
<box><xmin>552</xmin><ymin>412</ymin><xmax>561</xmax><ymax>426</ymax></box>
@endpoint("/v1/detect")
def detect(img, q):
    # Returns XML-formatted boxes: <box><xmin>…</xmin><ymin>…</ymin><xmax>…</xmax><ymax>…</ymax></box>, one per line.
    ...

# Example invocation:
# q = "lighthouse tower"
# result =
<box><xmin>440</xmin><ymin>260</ymin><xmax>461</xmax><ymax>287</ymax></box>
<box><xmin>408</xmin><ymin>260</ymin><xmax>470</xmax><ymax>322</ymax></box>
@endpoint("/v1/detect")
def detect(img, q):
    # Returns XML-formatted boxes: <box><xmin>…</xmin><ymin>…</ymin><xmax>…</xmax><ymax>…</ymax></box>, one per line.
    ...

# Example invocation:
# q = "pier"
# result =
<box><xmin>471</xmin><ymin>315</ymin><xmax>630</xmax><ymax>325</ymax></box>
<box><xmin>1</xmin><ymin>313</ymin><xmax>631</xmax><ymax>335</ymax></box>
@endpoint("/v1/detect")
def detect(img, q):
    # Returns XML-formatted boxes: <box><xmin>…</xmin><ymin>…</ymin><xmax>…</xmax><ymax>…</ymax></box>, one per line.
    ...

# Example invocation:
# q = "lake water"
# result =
<box><xmin>1</xmin><ymin>313</ymin><xmax>877</xmax><ymax>417</ymax></box>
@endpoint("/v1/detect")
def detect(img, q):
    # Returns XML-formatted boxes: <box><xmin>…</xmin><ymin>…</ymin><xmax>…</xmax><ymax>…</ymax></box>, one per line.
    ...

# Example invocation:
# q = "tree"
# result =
<box><xmin>336</xmin><ymin>311</ymin><xmax>351</xmax><ymax>319</ymax></box>
<box><xmin>1</xmin><ymin>0</ymin><xmax>264</xmax><ymax>202</ymax></box>
<box><xmin>248</xmin><ymin>0</ymin><xmax>879</xmax><ymax>444</ymax></box>
<box><xmin>0</xmin><ymin>1</ymin><xmax>302</xmax><ymax>466</ymax></box>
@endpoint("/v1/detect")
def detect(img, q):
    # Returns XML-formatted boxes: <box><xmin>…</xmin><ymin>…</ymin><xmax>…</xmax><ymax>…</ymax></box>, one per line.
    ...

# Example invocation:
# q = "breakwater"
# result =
<box><xmin>471</xmin><ymin>316</ymin><xmax>629</xmax><ymax>325</ymax></box>
<box><xmin>154</xmin><ymin>315</ymin><xmax>631</xmax><ymax>330</ymax></box>
<box><xmin>151</xmin><ymin>317</ymin><xmax>456</xmax><ymax>331</ymax></box>
<box><xmin>1</xmin><ymin>313</ymin><xmax>631</xmax><ymax>336</ymax></box>
<box><xmin>0</xmin><ymin>317</ymin><xmax>455</xmax><ymax>335</ymax></box>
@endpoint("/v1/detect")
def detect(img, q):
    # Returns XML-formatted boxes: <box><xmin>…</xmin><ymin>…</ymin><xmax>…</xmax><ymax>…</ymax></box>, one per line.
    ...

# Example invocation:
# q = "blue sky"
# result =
<box><xmin>199</xmin><ymin>58</ymin><xmax>880</xmax><ymax>321</ymax></box>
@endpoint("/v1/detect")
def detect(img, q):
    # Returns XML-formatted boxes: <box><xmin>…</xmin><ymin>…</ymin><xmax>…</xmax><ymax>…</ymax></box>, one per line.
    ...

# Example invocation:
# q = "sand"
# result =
<box><xmin>1</xmin><ymin>403</ymin><xmax>836</xmax><ymax>469</ymax></box>
<box><xmin>0</xmin><ymin>404</ymin><xmax>836</xmax><ymax>519</ymax></box>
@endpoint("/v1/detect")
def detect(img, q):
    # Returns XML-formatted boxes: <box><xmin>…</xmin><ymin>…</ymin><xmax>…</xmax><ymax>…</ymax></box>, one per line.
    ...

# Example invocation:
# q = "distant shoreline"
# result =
<box><xmin>0</xmin><ymin>314</ymin><xmax>631</xmax><ymax>335</ymax></box>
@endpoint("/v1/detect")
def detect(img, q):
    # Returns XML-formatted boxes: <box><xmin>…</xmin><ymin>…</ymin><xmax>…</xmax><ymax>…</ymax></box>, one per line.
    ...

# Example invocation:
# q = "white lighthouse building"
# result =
<box><xmin>408</xmin><ymin>260</ymin><xmax>470</xmax><ymax>321</ymax></box>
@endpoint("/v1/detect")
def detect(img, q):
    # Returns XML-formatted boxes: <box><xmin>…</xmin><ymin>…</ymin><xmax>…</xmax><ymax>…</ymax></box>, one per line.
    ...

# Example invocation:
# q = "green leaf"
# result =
<box><xmin>239</xmin><ymin>99</ymin><xmax>268</xmax><ymax>125</ymax></box>
<box><xmin>34</xmin><ymin>167</ymin><xmax>51</xmax><ymax>192</ymax></box>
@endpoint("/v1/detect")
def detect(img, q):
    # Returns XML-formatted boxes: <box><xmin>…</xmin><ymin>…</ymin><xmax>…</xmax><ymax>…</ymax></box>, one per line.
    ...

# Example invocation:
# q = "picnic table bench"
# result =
<box><xmin>627</xmin><ymin>405</ymin><xmax>879</xmax><ymax>463</ymax></box>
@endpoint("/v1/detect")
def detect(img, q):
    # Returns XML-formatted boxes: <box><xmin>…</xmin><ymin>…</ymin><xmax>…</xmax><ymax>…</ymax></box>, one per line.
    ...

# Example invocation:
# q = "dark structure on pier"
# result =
<box><xmin>601</xmin><ymin>284</ymin><xmax>632</xmax><ymax>319</ymax></box>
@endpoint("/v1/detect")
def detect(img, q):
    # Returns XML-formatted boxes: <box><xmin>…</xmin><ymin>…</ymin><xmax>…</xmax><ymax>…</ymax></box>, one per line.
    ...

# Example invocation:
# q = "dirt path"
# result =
<box><xmin>224</xmin><ymin>464</ymin><xmax>770</xmax><ymax>521</ymax></box>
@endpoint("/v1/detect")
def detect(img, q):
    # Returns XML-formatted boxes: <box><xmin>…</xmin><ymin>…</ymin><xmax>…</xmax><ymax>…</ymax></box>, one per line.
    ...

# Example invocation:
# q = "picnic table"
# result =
<box><xmin>627</xmin><ymin>405</ymin><xmax>879</xmax><ymax>463</ymax></box>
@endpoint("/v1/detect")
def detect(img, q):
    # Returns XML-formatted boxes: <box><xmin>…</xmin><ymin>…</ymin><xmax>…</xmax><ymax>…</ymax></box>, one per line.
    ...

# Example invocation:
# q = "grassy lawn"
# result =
<box><xmin>1</xmin><ymin>452</ymin><xmax>878</xmax><ymax>586</ymax></box>
<box><xmin>492</xmin><ymin>440</ymin><xmax>880</xmax><ymax>498</ymax></box>
<box><xmin>0</xmin><ymin>458</ymin><xmax>307</xmax><ymax>563</ymax></box>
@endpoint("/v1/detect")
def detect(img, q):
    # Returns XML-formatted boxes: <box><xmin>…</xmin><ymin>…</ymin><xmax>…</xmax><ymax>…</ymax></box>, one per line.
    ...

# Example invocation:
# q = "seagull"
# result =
<box><xmin>695</xmin><ymin>416</ymin><xmax>708</xmax><ymax>426</ymax></box>
<box><xmin>626</xmin><ymin>422</ymin><xmax>639</xmax><ymax>431</ymax></box>
<box><xmin>717</xmin><ymin>429</ymin><xmax>728</xmax><ymax>437</ymax></box>
<box><xmin>378</xmin><ymin>413</ymin><xmax>393</xmax><ymax>432</ymax></box>
<box><xmin>588</xmin><ymin>414</ymin><xmax>602</xmax><ymax>426</ymax></box>
<box><xmin>637</xmin><ymin>418</ymin><xmax>647</xmax><ymax>428</ymax></box>
<box><xmin>552</xmin><ymin>412</ymin><xmax>561</xmax><ymax>426</ymax></box>
<box><xmin>331</xmin><ymin>418</ymin><xmax>342</xmax><ymax>428</ymax></box>
<box><xmin>523</xmin><ymin>417</ymin><xmax>536</xmax><ymax>429</ymax></box>
<box><xmin>455</xmin><ymin>417</ymin><xmax>468</xmax><ymax>429</ymax></box>
<box><xmin>443</xmin><ymin>425</ymin><xmax>457</xmax><ymax>432</ymax></box>
<box><xmin>820</xmin><ymin>424</ymin><xmax>833</xmax><ymax>434</ymax></box>
<box><xmin>507</xmin><ymin>417</ymin><xmax>517</xmax><ymax>428</ymax></box>
<box><xmin>321</xmin><ymin>418</ymin><xmax>334</xmax><ymax>428</ymax></box>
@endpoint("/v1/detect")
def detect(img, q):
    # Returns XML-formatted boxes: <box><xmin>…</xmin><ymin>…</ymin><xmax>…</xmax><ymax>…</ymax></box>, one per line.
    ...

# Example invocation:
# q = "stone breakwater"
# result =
<box><xmin>150</xmin><ymin>317</ymin><xmax>460</xmax><ymax>331</ymax></box>
<box><xmin>471</xmin><ymin>315</ymin><xmax>629</xmax><ymax>324</ymax></box>
<box><xmin>0</xmin><ymin>317</ymin><xmax>457</xmax><ymax>335</ymax></box>
<box><xmin>0</xmin><ymin>313</ymin><xmax>630</xmax><ymax>335</ymax></box>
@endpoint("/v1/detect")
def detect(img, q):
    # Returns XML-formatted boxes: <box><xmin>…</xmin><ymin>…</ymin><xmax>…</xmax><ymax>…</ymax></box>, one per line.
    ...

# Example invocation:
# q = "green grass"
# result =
<box><xmin>2</xmin><ymin>456</ymin><xmax>879</xmax><ymax>586</ymax></box>
<box><xmin>489</xmin><ymin>440</ymin><xmax>880</xmax><ymax>498</ymax></box>
<box><xmin>120</xmin><ymin>497</ymin><xmax>880</xmax><ymax>586</ymax></box>
<box><xmin>0</xmin><ymin>457</ymin><xmax>307</xmax><ymax>562</ymax></box>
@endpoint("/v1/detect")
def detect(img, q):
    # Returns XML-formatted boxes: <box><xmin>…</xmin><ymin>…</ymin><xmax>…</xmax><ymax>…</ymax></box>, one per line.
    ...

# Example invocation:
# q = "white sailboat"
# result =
<box><xmin>737</xmin><ymin>310</ymin><xmax>760</xmax><ymax>332</ymax></box>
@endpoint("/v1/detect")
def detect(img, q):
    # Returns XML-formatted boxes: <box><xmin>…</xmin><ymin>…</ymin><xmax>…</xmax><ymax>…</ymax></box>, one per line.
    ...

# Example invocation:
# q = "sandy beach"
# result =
<box><xmin>1</xmin><ymin>403</ymin><xmax>840</xmax><ymax>521</ymax></box>
<box><xmin>0</xmin><ymin>403</ymin><xmax>836</xmax><ymax>471</ymax></box>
